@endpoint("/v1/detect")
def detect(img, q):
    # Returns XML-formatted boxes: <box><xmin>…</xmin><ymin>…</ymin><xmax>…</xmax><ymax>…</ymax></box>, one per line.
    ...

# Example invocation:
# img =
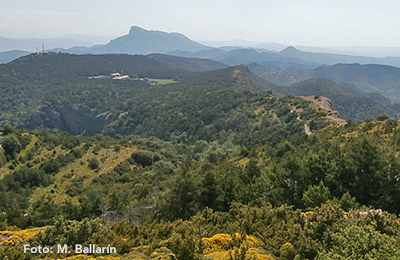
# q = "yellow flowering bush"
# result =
<box><xmin>0</xmin><ymin>227</ymin><xmax>44</xmax><ymax>245</ymax></box>
<box><xmin>202</xmin><ymin>233</ymin><xmax>233</xmax><ymax>251</ymax></box>
<box><xmin>204</xmin><ymin>250</ymin><xmax>232</xmax><ymax>260</ymax></box>
<box><xmin>202</xmin><ymin>233</ymin><xmax>273</xmax><ymax>260</ymax></box>
<box><xmin>233</xmin><ymin>233</ymin><xmax>259</xmax><ymax>247</ymax></box>
<box><xmin>245</xmin><ymin>248</ymin><xmax>275</xmax><ymax>260</ymax></box>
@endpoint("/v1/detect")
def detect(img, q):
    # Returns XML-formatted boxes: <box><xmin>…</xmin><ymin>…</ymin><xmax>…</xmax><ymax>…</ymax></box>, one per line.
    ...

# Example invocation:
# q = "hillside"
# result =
<box><xmin>28</xmin><ymin>64</ymin><xmax>296</xmax><ymax>142</ymax></box>
<box><xmin>146</xmin><ymin>53</ymin><xmax>228</xmax><ymax>71</ymax></box>
<box><xmin>249</xmin><ymin>62</ymin><xmax>400</xmax><ymax>102</ymax></box>
<box><xmin>301</xmin><ymin>95</ymin><xmax>347</xmax><ymax>126</ymax></box>
<box><xmin>0</xmin><ymin>52</ymin><xmax>297</xmax><ymax>139</ymax></box>
<box><xmin>2</xmin><ymin>112</ymin><xmax>400</xmax><ymax>259</ymax></box>
<box><xmin>1</xmin><ymin>52</ymin><xmax>394</xmax><ymax>133</ymax></box>
<box><xmin>0</xmin><ymin>53</ymin><xmax>226</xmax><ymax>129</ymax></box>
<box><xmin>314</xmin><ymin>63</ymin><xmax>400</xmax><ymax>101</ymax></box>
<box><xmin>290</xmin><ymin>78</ymin><xmax>397</xmax><ymax>121</ymax></box>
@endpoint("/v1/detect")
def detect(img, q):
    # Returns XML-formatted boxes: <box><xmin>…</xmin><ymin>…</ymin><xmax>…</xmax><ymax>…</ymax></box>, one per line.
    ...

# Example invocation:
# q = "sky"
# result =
<box><xmin>1</xmin><ymin>0</ymin><xmax>400</xmax><ymax>48</ymax></box>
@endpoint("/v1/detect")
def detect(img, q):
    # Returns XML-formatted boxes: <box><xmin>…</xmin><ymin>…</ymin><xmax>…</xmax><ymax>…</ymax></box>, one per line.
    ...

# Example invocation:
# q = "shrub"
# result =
<box><xmin>376</xmin><ymin>114</ymin><xmax>390</xmax><ymax>121</ymax></box>
<box><xmin>40</xmin><ymin>158</ymin><xmax>61</xmax><ymax>174</ymax></box>
<box><xmin>88</xmin><ymin>158</ymin><xmax>100</xmax><ymax>170</ymax></box>
<box><xmin>1</xmin><ymin>134</ymin><xmax>22</xmax><ymax>160</ymax></box>
<box><xmin>131</xmin><ymin>150</ymin><xmax>162</xmax><ymax>167</ymax></box>
<box><xmin>71</xmin><ymin>148</ymin><xmax>84</xmax><ymax>159</ymax></box>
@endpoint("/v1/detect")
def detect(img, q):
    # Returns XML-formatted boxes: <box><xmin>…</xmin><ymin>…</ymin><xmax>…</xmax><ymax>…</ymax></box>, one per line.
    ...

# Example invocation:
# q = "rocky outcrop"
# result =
<box><xmin>301</xmin><ymin>96</ymin><xmax>347</xmax><ymax>126</ymax></box>
<box><xmin>27</xmin><ymin>106</ymin><xmax>117</xmax><ymax>135</ymax></box>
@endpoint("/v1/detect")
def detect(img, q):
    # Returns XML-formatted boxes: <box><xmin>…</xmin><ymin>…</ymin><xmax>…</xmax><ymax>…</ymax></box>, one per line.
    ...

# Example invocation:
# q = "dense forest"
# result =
<box><xmin>1</xmin><ymin>53</ymin><xmax>400</xmax><ymax>259</ymax></box>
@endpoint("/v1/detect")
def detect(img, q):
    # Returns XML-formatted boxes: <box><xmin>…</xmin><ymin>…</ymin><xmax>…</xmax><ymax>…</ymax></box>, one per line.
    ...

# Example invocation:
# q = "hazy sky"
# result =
<box><xmin>1</xmin><ymin>0</ymin><xmax>400</xmax><ymax>47</ymax></box>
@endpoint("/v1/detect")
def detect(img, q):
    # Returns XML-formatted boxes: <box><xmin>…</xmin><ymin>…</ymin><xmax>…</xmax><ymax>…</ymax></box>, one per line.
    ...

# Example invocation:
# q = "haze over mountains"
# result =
<box><xmin>52</xmin><ymin>26</ymin><xmax>400</xmax><ymax>69</ymax></box>
<box><xmin>2</xmin><ymin>25</ymin><xmax>400</xmax><ymax>66</ymax></box>
<box><xmin>0</xmin><ymin>35</ymin><xmax>111</xmax><ymax>53</ymax></box>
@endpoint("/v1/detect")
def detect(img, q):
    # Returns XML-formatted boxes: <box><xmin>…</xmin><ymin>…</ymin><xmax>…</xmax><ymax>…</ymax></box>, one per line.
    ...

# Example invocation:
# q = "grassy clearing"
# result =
<box><xmin>146</xmin><ymin>78</ymin><xmax>177</xmax><ymax>86</ymax></box>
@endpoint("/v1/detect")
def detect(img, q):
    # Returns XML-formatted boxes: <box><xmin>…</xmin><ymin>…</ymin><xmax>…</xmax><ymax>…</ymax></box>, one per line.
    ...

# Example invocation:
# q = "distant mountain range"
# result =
<box><xmin>172</xmin><ymin>45</ymin><xmax>400</xmax><ymax>69</ymax></box>
<box><xmin>2</xmin><ymin>25</ymin><xmax>400</xmax><ymax>69</ymax></box>
<box><xmin>53</xmin><ymin>26</ymin><xmax>209</xmax><ymax>55</ymax></box>
<box><xmin>51</xmin><ymin>27</ymin><xmax>400</xmax><ymax>71</ymax></box>
<box><xmin>0</xmin><ymin>50</ymin><xmax>30</xmax><ymax>64</ymax></box>
<box><xmin>0</xmin><ymin>34</ymin><xmax>111</xmax><ymax>63</ymax></box>
<box><xmin>0</xmin><ymin>35</ymin><xmax>103</xmax><ymax>52</ymax></box>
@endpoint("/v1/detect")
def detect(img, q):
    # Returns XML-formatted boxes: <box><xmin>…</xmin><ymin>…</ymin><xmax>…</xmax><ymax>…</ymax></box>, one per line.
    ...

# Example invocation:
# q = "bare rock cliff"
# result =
<box><xmin>27</xmin><ymin>106</ymin><xmax>116</xmax><ymax>135</ymax></box>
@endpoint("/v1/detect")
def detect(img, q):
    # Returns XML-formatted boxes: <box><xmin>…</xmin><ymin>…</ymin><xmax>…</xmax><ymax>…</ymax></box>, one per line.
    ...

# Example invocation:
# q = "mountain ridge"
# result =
<box><xmin>289</xmin><ymin>77</ymin><xmax>396</xmax><ymax>121</ymax></box>
<box><xmin>5</xmin><ymin>26</ymin><xmax>400</xmax><ymax>70</ymax></box>
<box><xmin>0</xmin><ymin>50</ymin><xmax>31</xmax><ymax>63</ymax></box>
<box><xmin>249</xmin><ymin>62</ymin><xmax>400</xmax><ymax>102</ymax></box>
<box><xmin>77</xmin><ymin>26</ymin><xmax>209</xmax><ymax>55</ymax></box>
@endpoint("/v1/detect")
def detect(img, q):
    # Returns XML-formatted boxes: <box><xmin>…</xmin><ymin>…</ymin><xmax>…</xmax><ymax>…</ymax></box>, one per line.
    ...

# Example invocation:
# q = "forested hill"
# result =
<box><xmin>2</xmin><ymin>52</ymin><xmax>227</xmax><ymax>80</ymax></box>
<box><xmin>0</xmin><ymin>52</ymin><xmax>225</xmax><ymax>130</ymax></box>
<box><xmin>0</xmin><ymin>52</ymin><xmax>298</xmax><ymax>139</ymax></box>
<box><xmin>249</xmin><ymin>62</ymin><xmax>400</xmax><ymax>102</ymax></box>
<box><xmin>290</xmin><ymin>78</ymin><xmax>397</xmax><ymax>121</ymax></box>
<box><xmin>248</xmin><ymin>63</ymin><xmax>400</xmax><ymax>121</ymax></box>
